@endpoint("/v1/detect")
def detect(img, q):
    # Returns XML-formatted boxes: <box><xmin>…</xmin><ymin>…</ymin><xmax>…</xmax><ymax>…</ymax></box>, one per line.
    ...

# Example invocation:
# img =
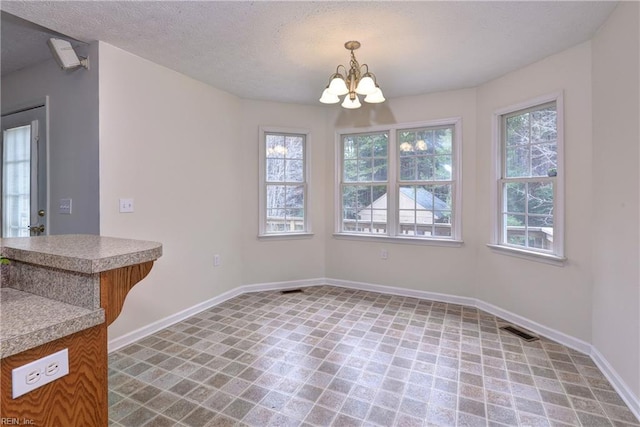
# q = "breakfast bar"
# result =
<box><xmin>0</xmin><ymin>235</ymin><xmax>162</xmax><ymax>426</ymax></box>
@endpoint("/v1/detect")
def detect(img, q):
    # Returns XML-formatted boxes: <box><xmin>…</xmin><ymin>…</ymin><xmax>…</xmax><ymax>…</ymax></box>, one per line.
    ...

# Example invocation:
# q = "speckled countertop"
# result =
<box><xmin>1</xmin><ymin>234</ymin><xmax>162</xmax><ymax>273</ymax></box>
<box><xmin>0</xmin><ymin>234</ymin><xmax>162</xmax><ymax>358</ymax></box>
<box><xmin>0</xmin><ymin>288</ymin><xmax>105</xmax><ymax>358</ymax></box>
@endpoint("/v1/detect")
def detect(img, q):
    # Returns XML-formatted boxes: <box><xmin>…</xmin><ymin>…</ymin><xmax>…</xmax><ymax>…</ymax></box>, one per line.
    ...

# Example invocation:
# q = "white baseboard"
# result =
<box><xmin>107</xmin><ymin>277</ymin><xmax>639</xmax><ymax>420</ymax></box>
<box><xmin>107</xmin><ymin>278</ymin><xmax>326</xmax><ymax>353</ymax></box>
<box><xmin>591</xmin><ymin>346</ymin><xmax>640</xmax><ymax>421</ymax></box>
<box><xmin>326</xmin><ymin>278</ymin><xmax>477</xmax><ymax>307</ymax></box>
<box><xmin>474</xmin><ymin>300</ymin><xmax>592</xmax><ymax>354</ymax></box>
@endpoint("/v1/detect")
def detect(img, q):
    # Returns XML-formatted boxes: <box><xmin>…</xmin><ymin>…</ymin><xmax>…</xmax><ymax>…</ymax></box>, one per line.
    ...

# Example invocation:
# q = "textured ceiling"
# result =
<box><xmin>1</xmin><ymin>1</ymin><xmax>617</xmax><ymax>105</ymax></box>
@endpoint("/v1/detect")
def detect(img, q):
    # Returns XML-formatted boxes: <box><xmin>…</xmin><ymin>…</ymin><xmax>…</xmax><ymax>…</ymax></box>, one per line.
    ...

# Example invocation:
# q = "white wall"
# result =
<box><xmin>591</xmin><ymin>1</ymin><xmax>640</xmax><ymax>399</ymax></box>
<box><xmin>98</xmin><ymin>42</ymin><xmax>243</xmax><ymax>340</ymax></box>
<box><xmin>475</xmin><ymin>42</ymin><xmax>594</xmax><ymax>343</ymax></box>
<box><xmin>239</xmin><ymin>100</ymin><xmax>328</xmax><ymax>285</ymax></box>
<box><xmin>324</xmin><ymin>89</ymin><xmax>478</xmax><ymax>298</ymax></box>
<box><xmin>2</xmin><ymin>42</ymin><xmax>100</xmax><ymax>235</ymax></box>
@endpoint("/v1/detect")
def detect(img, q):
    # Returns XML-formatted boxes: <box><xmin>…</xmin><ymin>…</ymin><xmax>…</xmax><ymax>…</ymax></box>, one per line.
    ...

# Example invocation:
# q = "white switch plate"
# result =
<box><xmin>59</xmin><ymin>198</ymin><xmax>72</xmax><ymax>214</ymax></box>
<box><xmin>119</xmin><ymin>198</ymin><xmax>134</xmax><ymax>213</ymax></box>
<box><xmin>12</xmin><ymin>348</ymin><xmax>69</xmax><ymax>398</ymax></box>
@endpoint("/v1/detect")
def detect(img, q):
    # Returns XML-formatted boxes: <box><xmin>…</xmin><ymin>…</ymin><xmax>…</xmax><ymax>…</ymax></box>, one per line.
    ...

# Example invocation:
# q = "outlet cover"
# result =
<box><xmin>59</xmin><ymin>198</ymin><xmax>72</xmax><ymax>214</ymax></box>
<box><xmin>119</xmin><ymin>198</ymin><xmax>134</xmax><ymax>213</ymax></box>
<box><xmin>12</xmin><ymin>348</ymin><xmax>69</xmax><ymax>398</ymax></box>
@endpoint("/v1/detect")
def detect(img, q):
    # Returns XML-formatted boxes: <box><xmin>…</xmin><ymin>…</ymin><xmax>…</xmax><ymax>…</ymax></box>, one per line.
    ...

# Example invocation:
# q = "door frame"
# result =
<box><xmin>1</xmin><ymin>97</ymin><xmax>50</xmax><ymax>237</ymax></box>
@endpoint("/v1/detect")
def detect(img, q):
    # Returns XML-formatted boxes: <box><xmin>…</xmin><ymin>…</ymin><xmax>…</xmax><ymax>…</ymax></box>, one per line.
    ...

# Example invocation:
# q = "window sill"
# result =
<box><xmin>486</xmin><ymin>244</ymin><xmax>566</xmax><ymax>267</ymax></box>
<box><xmin>333</xmin><ymin>233</ymin><xmax>464</xmax><ymax>247</ymax></box>
<box><xmin>258</xmin><ymin>233</ymin><xmax>314</xmax><ymax>241</ymax></box>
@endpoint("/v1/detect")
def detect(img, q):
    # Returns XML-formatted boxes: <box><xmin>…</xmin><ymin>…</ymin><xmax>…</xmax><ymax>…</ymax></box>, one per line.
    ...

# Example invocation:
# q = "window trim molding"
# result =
<box><xmin>258</xmin><ymin>126</ymin><xmax>311</xmax><ymax>238</ymax></box>
<box><xmin>490</xmin><ymin>91</ymin><xmax>565</xmax><ymax>260</ymax></box>
<box><xmin>334</xmin><ymin>117</ymin><xmax>463</xmax><ymax>242</ymax></box>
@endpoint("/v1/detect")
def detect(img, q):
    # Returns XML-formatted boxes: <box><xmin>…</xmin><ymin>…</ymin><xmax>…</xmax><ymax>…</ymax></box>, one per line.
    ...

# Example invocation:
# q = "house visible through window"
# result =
<box><xmin>338</xmin><ymin>119</ymin><xmax>462</xmax><ymax>242</ymax></box>
<box><xmin>495</xmin><ymin>95</ymin><xmax>564</xmax><ymax>258</ymax></box>
<box><xmin>259</xmin><ymin>128</ymin><xmax>310</xmax><ymax>236</ymax></box>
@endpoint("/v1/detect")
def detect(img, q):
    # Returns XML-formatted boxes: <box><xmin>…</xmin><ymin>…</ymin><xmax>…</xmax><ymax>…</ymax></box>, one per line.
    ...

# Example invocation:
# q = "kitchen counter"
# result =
<box><xmin>0</xmin><ymin>288</ymin><xmax>104</xmax><ymax>358</ymax></box>
<box><xmin>1</xmin><ymin>234</ymin><xmax>162</xmax><ymax>425</ymax></box>
<box><xmin>1</xmin><ymin>234</ymin><xmax>162</xmax><ymax>274</ymax></box>
<box><xmin>0</xmin><ymin>234</ymin><xmax>162</xmax><ymax>357</ymax></box>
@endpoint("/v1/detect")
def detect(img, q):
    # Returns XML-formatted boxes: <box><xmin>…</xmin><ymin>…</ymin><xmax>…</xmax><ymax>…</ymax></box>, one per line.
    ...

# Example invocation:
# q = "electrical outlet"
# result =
<box><xmin>58</xmin><ymin>198</ymin><xmax>72</xmax><ymax>214</ymax></box>
<box><xmin>119</xmin><ymin>198</ymin><xmax>134</xmax><ymax>213</ymax></box>
<box><xmin>380</xmin><ymin>249</ymin><xmax>388</xmax><ymax>260</ymax></box>
<box><xmin>213</xmin><ymin>254</ymin><xmax>221</xmax><ymax>267</ymax></box>
<box><xmin>12</xmin><ymin>349</ymin><xmax>69</xmax><ymax>398</ymax></box>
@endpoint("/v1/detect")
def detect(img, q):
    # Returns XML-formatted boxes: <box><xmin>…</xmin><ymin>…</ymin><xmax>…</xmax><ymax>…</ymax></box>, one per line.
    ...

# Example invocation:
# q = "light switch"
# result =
<box><xmin>59</xmin><ymin>198</ymin><xmax>72</xmax><ymax>214</ymax></box>
<box><xmin>119</xmin><ymin>198</ymin><xmax>134</xmax><ymax>213</ymax></box>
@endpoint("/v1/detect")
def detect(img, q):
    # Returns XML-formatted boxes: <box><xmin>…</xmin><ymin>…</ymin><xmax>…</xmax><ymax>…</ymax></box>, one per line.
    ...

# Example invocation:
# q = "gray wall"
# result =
<box><xmin>1</xmin><ymin>42</ymin><xmax>100</xmax><ymax>235</ymax></box>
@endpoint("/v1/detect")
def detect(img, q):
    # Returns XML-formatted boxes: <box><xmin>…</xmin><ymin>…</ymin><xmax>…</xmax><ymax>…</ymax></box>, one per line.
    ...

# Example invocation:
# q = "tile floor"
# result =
<box><xmin>108</xmin><ymin>286</ymin><xmax>639</xmax><ymax>426</ymax></box>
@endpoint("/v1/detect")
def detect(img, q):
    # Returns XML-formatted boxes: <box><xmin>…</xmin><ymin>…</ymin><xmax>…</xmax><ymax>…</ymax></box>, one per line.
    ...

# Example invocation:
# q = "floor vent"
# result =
<box><xmin>281</xmin><ymin>289</ymin><xmax>303</xmax><ymax>295</ymax></box>
<box><xmin>500</xmin><ymin>325</ymin><xmax>539</xmax><ymax>342</ymax></box>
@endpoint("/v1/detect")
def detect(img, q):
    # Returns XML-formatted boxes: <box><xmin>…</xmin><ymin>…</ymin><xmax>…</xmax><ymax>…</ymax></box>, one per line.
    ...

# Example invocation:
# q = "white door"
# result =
<box><xmin>1</xmin><ymin>106</ymin><xmax>47</xmax><ymax>237</ymax></box>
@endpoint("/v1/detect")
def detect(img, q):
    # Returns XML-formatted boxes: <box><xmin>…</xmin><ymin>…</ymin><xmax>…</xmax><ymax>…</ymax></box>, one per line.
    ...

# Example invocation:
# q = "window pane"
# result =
<box><xmin>344</xmin><ymin>138</ymin><xmax>356</xmax><ymax>159</ymax></box>
<box><xmin>506</xmin><ymin>113</ymin><xmax>529</xmax><ymax>146</ymax></box>
<box><xmin>505</xmin><ymin>214</ymin><xmax>525</xmax><ymax>246</ymax></box>
<box><xmin>434</xmin><ymin>155</ymin><xmax>452</xmax><ymax>180</ymax></box>
<box><xmin>358</xmin><ymin>159</ymin><xmax>373</xmax><ymax>181</ymax></box>
<box><xmin>434</xmin><ymin>210</ymin><xmax>452</xmax><ymax>237</ymax></box>
<box><xmin>431</xmin><ymin>184</ymin><xmax>452</xmax><ymax>216</ymax></box>
<box><xmin>373</xmin><ymin>137</ymin><xmax>388</xmax><ymax>157</ymax></box>
<box><xmin>267</xmin><ymin>208</ymin><xmax>285</xmax><ymax>219</ymax></box>
<box><xmin>528</xmin><ymin>215</ymin><xmax>553</xmax><ymax>228</ymax></box>
<box><xmin>373</xmin><ymin>159</ymin><xmax>387</xmax><ymax>181</ymax></box>
<box><xmin>528</xmin><ymin>181</ymin><xmax>554</xmax><ymax>216</ymax></box>
<box><xmin>424</xmin><ymin>130</ymin><xmax>436</xmax><ymax>154</ymax></box>
<box><xmin>3</xmin><ymin>125</ymin><xmax>31</xmax><ymax>237</ymax></box>
<box><xmin>344</xmin><ymin>160</ymin><xmax>358</xmax><ymax>182</ymax></box>
<box><xmin>356</xmin><ymin>186</ymin><xmax>374</xmax><ymax>208</ymax></box>
<box><xmin>342</xmin><ymin>185</ymin><xmax>357</xmax><ymax>210</ymax></box>
<box><xmin>399</xmin><ymin>184</ymin><xmax>451</xmax><ymax>236</ymax></box>
<box><xmin>286</xmin><ymin>208</ymin><xmax>304</xmax><ymax>218</ymax></box>
<box><xmin>505</xmin><ymin>182</ymin><xmax>525</xmax><ymax>213</ymax></box>
<box><xmin>285</xmin><ymin>136</ymin><xmax>303</xmax><ymax>159</ymax></box>
<box><xmin>262</xmin><ymin>131</ymin><xmax>307</xmax><ymax>234</ymax></box>
<box><xmin>435</xmin><ymin>128</ymin><xmax>452</xmax><ymax>154</ymax></box>
<box><xmin>400</xmin><ymin>157</ymin><xmax>416</xmax><ymax>181</ymax></box>
<box><xmin>417</xmin><ymin>157</ymin><xmax>433</xmax><ymax>181</ymax></box>
<box><xmin>527</xmin><ymin>215</ymin><xmax>553</xmax><ymax>250</ymax></box>
<box><xmin>399</xmin><ymin>142</ymin><xmax>415</xmax><ymax>155</ymax></box>
<box><xmin>266</xmin><ymin>134</ymin><xmax>286</xmax><ymax>157</ymax></box>
<box><xmin>506</xmin><ymin>146</ymin><xmax>530</xmax><ymax>178</ymax></box>
<box><xmin>531</xmin><ymin>108</ymin><xmax>557</xmax><ymax>143</ymax></box>
<box><xmin>266</xmin><ymin>185</ymin><xmax>285</xmax><ymax>208</ymax></box>
<box><xmin>285</xmin><ymin>185</ymin><xmax>304</xmax><ymax>208</ymax></box>
<box><xmin>285</xmin><ymin>159</ymin><xmax>303</xmax><ymax>182</ymax></box>
<box><xmin>266</xmin><ymin>158</ymin><xmax>284</xmax><ymax>182</ymax></box>
<box><xmin>417</xmin><ymin>130</ymin><xmax>432</xmax><ymax>154</ymax></box>
<box><xmin>531</xmin><ymin>143</ymin><xmax>557</xmax><ymax>177</ymax></box>
<box><xmin>358</xmin><ymin>137</ymin><xmax>372</xmax><ymax>157</ymax></box>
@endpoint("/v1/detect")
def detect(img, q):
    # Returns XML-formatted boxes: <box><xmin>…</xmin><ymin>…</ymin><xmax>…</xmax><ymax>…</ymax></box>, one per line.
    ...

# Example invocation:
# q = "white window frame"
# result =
<box><xmin>488</xmin><ymin>92</ymin><xmax>566</xmax><ymax>264</ymax></box>
<box><xmin>258</xmin><ymin>126</ymin><xmax>312</xmax><ymax>238</ymax></box>
<box><xmin>334</xmin><ymin>118</ymin><xmax>462</xmax><ymax>245</ymax></box>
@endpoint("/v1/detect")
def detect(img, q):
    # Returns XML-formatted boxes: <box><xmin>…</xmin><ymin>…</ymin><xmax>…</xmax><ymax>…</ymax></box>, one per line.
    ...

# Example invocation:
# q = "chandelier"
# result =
<box><xmin>319</xmin><ymin>41</ymin><xmax>385</xmax><ymax>109</ymax></box>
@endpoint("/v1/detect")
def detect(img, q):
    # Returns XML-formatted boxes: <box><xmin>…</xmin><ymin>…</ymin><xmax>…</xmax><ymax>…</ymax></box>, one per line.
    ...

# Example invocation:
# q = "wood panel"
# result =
<box><xmin>0</xmin><ymin>324</ymin><xmax>108</xmax><ymax>426</ymax></box>
<box><xmin>100</xmin><ymin>261</ymin><xmax>154</xmax><ymax>325</ymax></box>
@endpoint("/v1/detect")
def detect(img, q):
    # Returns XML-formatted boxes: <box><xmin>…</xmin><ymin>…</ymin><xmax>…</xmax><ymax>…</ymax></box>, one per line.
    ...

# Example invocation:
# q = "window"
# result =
<box><xmin>337</xmin><ymin>119</ymin><xmax>462</xmax><ymax>242</ymax></box>
<box><xmin>492</xmin><ymin>93</ymin><xmax>564</xmax><ymax>259</ymax></box>
<box><xmin>259</xmin><ymin>127</ymin><xmax>310</xmax><ymax>236</ymax></box>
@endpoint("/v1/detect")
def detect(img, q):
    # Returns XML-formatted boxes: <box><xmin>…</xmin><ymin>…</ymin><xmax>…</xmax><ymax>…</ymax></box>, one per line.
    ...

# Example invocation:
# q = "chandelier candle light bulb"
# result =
<box><xmin>319</xmin><ymin>41</ymin><xmax>385</xmax><ymax>109</ymax></box>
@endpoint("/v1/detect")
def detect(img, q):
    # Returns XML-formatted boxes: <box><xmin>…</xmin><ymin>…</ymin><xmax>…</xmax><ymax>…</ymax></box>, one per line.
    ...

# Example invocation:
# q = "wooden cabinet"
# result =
<box><xmin>1</xmin><ymin>255</ymin><xmax>158</xmax><ymax>426</ymax></box>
